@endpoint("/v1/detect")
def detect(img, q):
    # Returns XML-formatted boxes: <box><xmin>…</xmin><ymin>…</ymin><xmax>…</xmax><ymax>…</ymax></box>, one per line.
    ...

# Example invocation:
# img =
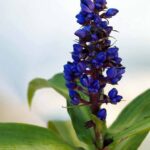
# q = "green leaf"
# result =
<box><xmin>111</xmin><ymin>134</ymin><xmax>147</xmax><ymax>150</ymax></box>
<box><xmin>48</xmin><ymin>121</ymin><xmax>88</xmax><ymax>149</ymax></box>
<box><xmin>91</xmin><ymin>115</ymin><xmax>107</xmax><ymax>149</ymax></box>
<box><xmin>28</xmin><ymin>78</ymin><xmax>50</xmax><ymax>106</ymax></box>
<box><xmin>114</xmin><ymin>117</ymin><xmax>150</xmax><ymax>141</ymax></box>
<box><xmin>108</xmin><ymin>89</ymin><xmax>150</xmax><ymax>150</ymax></box>
<box><xmin>108</xmin><ymin>117</ymin><xmax>150</xmax><ymax>150</ymax></box>
<box><xmin>27</xmin><ymin>73</ymin><xmax>95</xmax><ymax>148</ymax></box>
<box><xmin>91</xmin><ymin>114</ymin><xmax>106</xmax><ymax>135</ymax></box>
<box><xmin>66</xmin><ymin>101</ymin><xmax>95</xmax><ymax>146</ymax></box>
<box><xmin>0</xmin><ymin>123</ymin><xmax>80</xmax><ymax>150</ymax></box>
<box><xmin>48</xmin><ymin>73</ymin><xmax>69</xmax><ymax>98</ymax></box>
<box><xmin>48</xmin><ymin>74</ymin><xmax>95</xmax><ymax>147</ymax></box>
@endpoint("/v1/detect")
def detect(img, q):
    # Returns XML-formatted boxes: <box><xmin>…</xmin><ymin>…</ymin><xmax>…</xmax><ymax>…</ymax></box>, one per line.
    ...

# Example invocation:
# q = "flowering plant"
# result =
<box><xmin>64</xmin><ymin>0</ymin><xmax>125</xmax><ymax>120</ymax></box>
<box><xmin>0</xmin><ymin>0</ymin><xmax>149</xmax><ymax>150</ymax></box>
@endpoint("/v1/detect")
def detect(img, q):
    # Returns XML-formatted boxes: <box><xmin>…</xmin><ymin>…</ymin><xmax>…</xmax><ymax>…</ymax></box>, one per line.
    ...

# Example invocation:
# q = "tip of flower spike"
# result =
<box><xmin>97</xmin><ymin>108</ymin><xmax>107</xmax><ymax>121</ymax></box>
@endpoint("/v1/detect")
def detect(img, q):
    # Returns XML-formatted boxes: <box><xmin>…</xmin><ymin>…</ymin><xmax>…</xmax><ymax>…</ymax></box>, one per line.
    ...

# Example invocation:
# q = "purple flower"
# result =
<box><xmin>76</xmin><ymin>13</ymin><xmax>86</xmax><ymax>24</ymax></box>
<box><xmin>69</xmin><ymin>90</ymin><xmax>80</xmax><ymax>105</ymax></box>
<box><xmin>64</xmin><ymin>0</ymin><xmax>125</xmax><ymax>121</ymax></box>
<box><xmin>107</xmin><ymin>67</ymin><xmax>125</xmax><ymax>84</ymax></box>
<box><xmin>80</xmin><ymin>74</ymin><xmax>93</xmax><ymax>87</ymax></box>
<box><xmin>107</xmin><ymin>47</ymin><xmax>119</xmax><ymax>58</ymax></box>
<box><xmin>105</xmin><ymin>8</ymin><xmax>119</xmax><ymax>18</ymax></box>
<box><xmin>108</xmin><ymin>88</ymin><xmax>123</xmax><ymax>104</ymax></box>
<box><xmin>97</xmin><ymin>52</ymin><xmax>106</xmax><ymax>62</ymax></box>
<box><xmin>81</xmin><ymin>0</ymin><xmax>95</xmax><ymax>10</ymax></box>
<box><xmin>88</xmin><ymin>80</ymin><xmax>101</xmax><ymax>93</ymax></box>
<box><xmin>107</xmin><ymin>67</ymin><xmax>118</xmax><ymax>79</ymax></box>
<box><xmin>73</xmin><ymin>44</ymin><xmax>83</xmax><ymax>53</ymax></box>
<box><xmin>77</xmin><ymin>62</ymin><xmax>87</xmax><ymax>73</ymax></box>
<box><xmin>75</xmin><ymin>29</ymin><xmax>88</xmax><ymax>38</ymax></box>
<box><xmin>97</xmin><ymin>108</ymin><xmax>107</xmax><ymax>120</ymax></box>
<box><xmin>81</xmin><ymin>3</ymin><xmax>93</xmax><ymax>13</ymax></box>
<box><xmin>95</xmin><ymin>0</ymin><xmax>107</xmax><ymax>5</ymax></box>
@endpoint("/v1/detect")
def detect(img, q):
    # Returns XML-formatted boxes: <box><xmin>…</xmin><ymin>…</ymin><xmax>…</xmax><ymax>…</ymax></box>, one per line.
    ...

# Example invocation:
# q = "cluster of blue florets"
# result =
<box><xmin>64</xmin><ymin>0</ymin><xmax>125</xmax><ymax>121</ymax></box>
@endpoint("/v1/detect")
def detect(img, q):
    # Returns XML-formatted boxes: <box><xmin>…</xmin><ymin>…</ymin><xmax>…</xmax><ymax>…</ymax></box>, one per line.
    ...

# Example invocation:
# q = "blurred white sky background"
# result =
<box><xmin>0</xmin><ymin>0</ymin><xmax>150</xmax><ymax>149</ymax></box>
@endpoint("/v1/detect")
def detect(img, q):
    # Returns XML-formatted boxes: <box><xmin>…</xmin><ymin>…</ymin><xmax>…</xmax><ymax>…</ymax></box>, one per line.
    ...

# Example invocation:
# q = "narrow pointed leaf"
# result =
<box><xmin>107</xmin><ymin>89</ymin><xmax>150</xmax><ymax>149</ymax></box>
<box><xmin>27</xmin><ymin>73</ymin><xmax>95</xmax><ymax>148</ymax></box>
<box><xmin>113</xmin><ymin>117</ymin><xmax>150</xmax><ymax>142</ymax></box>
<box><xmin>48</xmin><ymin>121</ymin><xmax>88</xmax><ymax>149</ymax></box>
<box><xmin>28</xmin><ymin>78</ymin><xmax>50</xmax><ymax>106</ymax></box>
<box><xmin>48</xmin><ymin>73</ymin><xmax>69</xmax><ymax>98</ymax></box>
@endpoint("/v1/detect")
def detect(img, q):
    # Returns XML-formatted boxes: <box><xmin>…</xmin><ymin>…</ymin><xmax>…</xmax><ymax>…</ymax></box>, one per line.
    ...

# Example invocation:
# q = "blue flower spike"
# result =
<box><xmin>64</xmin><ymin>0</ymin><xmax>125</xmax><ymax>121</ymax></box>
